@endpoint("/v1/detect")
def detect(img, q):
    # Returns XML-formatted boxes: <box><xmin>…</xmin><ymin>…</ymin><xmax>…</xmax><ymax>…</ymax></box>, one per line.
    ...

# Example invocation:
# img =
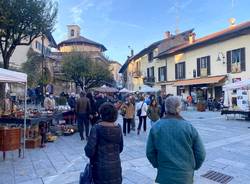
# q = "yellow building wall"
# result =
<box><xmin>182</xmin><ymin>34</ymin><xmax>250</xmax><ymax>81</ymax></box>
<box><xmin>59</xmin><ymin>44</ymin><xmax>101</xmax><ymax>52</ymax></box>
<box><xmin>154</xmin><ymin>34</ymin><xmax>250</xmax><ymax>96</ymax></box>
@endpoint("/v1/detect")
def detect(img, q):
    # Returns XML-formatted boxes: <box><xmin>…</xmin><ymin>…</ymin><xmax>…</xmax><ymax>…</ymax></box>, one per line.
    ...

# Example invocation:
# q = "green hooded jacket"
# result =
<box><xmin>146</xmin><ymin>116</ymin><xmax>206</xmax><ymax>184</ymax></box>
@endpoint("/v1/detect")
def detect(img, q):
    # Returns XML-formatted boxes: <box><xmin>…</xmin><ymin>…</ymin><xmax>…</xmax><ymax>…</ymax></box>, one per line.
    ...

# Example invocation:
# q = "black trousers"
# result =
<box><xmin>123</xmin><ymin>118</ymin><xmax>132</xmax><ymax>135</ymax></box>
<box><xmin>77</xmin><ymin>113</ymin><xmax>89</xmax><ymax>139</ymax></box>
<box><xmin>138</xmin><ymin>116</ymin><xmax>147</xmax><ymax>132</ymax></box>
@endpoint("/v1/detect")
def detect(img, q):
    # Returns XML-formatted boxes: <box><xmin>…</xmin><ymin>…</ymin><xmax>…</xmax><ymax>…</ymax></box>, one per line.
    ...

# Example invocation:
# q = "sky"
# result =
<box><xmin>52</xmin><ymin>0</ymin><xmax>250</xmax><ymax>64</ymax></box>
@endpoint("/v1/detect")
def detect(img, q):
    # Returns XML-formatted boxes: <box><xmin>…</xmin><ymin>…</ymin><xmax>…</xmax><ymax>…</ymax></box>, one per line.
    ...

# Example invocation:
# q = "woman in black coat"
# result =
<box><xmin>84</xmin><ymin>102</ymin><xmax>123</xmax><ymax>184</ymax></box>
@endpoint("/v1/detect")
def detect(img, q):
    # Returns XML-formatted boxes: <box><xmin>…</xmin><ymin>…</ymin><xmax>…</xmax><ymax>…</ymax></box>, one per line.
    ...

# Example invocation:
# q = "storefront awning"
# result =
<box><xmin>174</xmin><ymin>75</ymin><xmax>226</xmax><ymax>86</ymax></box>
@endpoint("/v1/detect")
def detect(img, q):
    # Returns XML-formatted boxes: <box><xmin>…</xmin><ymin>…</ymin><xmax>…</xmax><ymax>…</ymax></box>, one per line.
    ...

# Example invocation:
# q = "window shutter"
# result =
<box><xmin>183</xmin><ymin>62</ymin><xmax>186</xmax><ymax>79</ymax></box>
<box><xmin>147</xmin><ymin>68</ymin><xmax>149</xmax><ymax>78</ymax></box>
<box><xmin>175</xmin><ymin>64</ymin><xmax>178</xmax><ymax>79</ymax></box>
<box><xmin>197</xmin><ymin>58</ymin><xmax>201</xmax><ymax>77</ymax></box>
<box><xmin>158</xmin><ymin>67</ymin><xmax>160</xmax><ymax>82</ymax></box>
<box><xmin>207</xmin><ymin>56</ymin><xmax>211</xmax><ymax>75</ymax></box>
<box><xmin>152</xmin><ymin>67</ymin><xmax>154</xmax><ymax>77</ymax></box>
<box><xmin>227</xmin><ymin>51</ymin><xmax>232</xmax><ymax>73</ymax></box>
<box><xmin>241</xmin><ymin>48</ymin><xmax>246</xmax><ymax>71</ymax></box>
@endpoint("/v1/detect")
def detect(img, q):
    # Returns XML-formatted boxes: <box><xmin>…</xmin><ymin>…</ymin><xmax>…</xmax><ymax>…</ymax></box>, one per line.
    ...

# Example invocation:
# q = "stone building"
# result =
<box><xmin>120</xmin><ymin>19</ymin><xmax>250</xmax><ymax>100</ymax></box>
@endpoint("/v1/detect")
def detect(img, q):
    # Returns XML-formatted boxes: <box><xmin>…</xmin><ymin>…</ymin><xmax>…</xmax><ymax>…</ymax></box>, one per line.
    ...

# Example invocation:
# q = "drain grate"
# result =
<box><xmin>201</xmin><ymin>170</ymin><xmax>233</xmax><ymax>184</ymax></box>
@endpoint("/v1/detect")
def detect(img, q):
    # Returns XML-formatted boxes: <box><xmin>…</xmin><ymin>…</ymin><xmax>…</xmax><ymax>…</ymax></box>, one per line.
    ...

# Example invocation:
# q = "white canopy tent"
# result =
<box><xmin>0</xmin><ymin>68</ymin><xmax>27</xmax><ymax>157</ymax></box>
<box><xmin>223</xmin><ymin>79</ymin><xmax>250</xmax><ymax>108</ymax></box>
<box><xmin>139</xmin><ymin>85</ymin><xmax>160</xmax><ymax>93</ymax></box>
<box><xmin>119</xmin><ymin>88</ymin><xmax>132</xmax><ymax>93</ymax></box>
<box><xmin>223</xmin><ymin>79</ymin><xmax>250</xmax><ymax>90</ymax></box>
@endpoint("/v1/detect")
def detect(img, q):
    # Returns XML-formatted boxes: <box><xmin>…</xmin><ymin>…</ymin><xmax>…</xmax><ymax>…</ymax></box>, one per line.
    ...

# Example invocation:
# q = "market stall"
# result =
<box><xmin>222</xmin><ymin>79</ymin><xmax>250</xmax><ymax>119</ymax></box>
<box><xmin>94</xmin><ymin>85</ymin><xmax>119</xmax><ymax>93</ymax></box>
<box><xmin>119</xmin><ymin>88</ymin><xmax>132</xmax><ymax>93</ymax></box>
<box><xmin>138</xmin><ymin>85</ymin><xmax>160</xmax><ymax>93</ymax></box>
<box><xmin>0</xmin><ymin>68</ymin><xmax>28</xmax><ymax>158</ymax></box>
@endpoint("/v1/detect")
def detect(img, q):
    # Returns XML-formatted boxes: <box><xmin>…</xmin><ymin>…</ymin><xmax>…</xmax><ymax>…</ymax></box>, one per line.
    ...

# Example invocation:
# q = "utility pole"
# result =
<box><xmin>174</xmin><ymin>0</ymin><xmax>180</xmax><ymax>35</ymax></box>
<box><xmin>41</xmin><ymin>34</ymin><xmax>45</xmax><ymax>105</ymax></box>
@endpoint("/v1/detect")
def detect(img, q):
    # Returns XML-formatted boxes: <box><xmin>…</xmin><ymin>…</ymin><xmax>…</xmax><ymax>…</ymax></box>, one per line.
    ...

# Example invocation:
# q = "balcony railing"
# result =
<box><xmin>144</xmin><ymin>76</ymin><xmax>155</xmax><ymax>84</ymax></box>
<box><xmin>132</xmin><ymin>71</ymin><xmax>141</xmax><ymax>78</ymax></box>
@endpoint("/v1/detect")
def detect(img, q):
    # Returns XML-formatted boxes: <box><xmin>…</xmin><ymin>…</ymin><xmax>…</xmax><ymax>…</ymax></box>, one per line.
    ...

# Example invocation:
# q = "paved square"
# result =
<box><xmin>1</xmin><ymin>111</ymin><xmax>250</xmax><ymax>184</ymax></box>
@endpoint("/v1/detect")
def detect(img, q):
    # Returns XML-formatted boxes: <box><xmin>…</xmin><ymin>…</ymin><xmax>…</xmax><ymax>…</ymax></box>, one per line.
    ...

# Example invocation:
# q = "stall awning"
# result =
<box><xmin>0</xmin><ymin>68</ymin><xmax>27</xmax><ymax>83</ymax></box>
<box><xmin>174</xmin><ymin>75</ymin><xmax>226</xmax><ymax>86</ymax></box>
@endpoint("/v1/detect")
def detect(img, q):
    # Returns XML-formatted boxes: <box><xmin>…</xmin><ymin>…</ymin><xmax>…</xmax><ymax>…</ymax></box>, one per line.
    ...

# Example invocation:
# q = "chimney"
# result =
<box><xmin>164</xmin><ymin>31</ymin><xmax>171</xmax><ymax>39</ymax></box>
<box><xmin>131</xmin><ymin>49</ymin><xmax>134</xmax><ymax>57</ymax></box>
<box><xmin>189</xmin><ymin>33</ymin><xmax>196</xmax><ymax>44</ymax></box>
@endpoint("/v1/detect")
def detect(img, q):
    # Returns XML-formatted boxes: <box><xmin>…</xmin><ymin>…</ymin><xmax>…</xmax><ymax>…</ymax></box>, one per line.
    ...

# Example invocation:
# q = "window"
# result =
<box><xmin>148</xmin><ymin>52</ymin><xmax>153</xmax><ymax>62</ymax></box>
<box><xmin>158</xmin><ymin>66</ymin><xmax>167</xmax><ymax>82</ymax></box>
<box><xmin>175</xmin><ymin>62</ymin><xmax>185</xmax><ymax>79</ymax></box>
<box><xmin>146</xmin><ymin>67</ymin><xmax>155</xmax><ymax>82</ymax></box>
<box><xmin>147</xmin><ymin>67</ymin><xmax>154</xmax><ymax>77</ymax></box>
<box><xmin>231</xmin><ymin>49</ymin><xmax>241</xmax><ymax>73</ymax></box>
<box><xmin>227</xmin><ymin>48</ymin><xmax>246</xmax><ymax>73</ymax></box>
<box><xmin>197</xmin><ymin>56</ymin><xmax>210</xmax><ymax>77</ymax></box>
<box><xmin>71</xmin><ymin>29</ymin><xmax>75</xmax><ymax>37</ymax></box>
<box><xmin>200</xmin><ymin>57</ymin><xmax>207</xmax><ymax>68</ymax></box>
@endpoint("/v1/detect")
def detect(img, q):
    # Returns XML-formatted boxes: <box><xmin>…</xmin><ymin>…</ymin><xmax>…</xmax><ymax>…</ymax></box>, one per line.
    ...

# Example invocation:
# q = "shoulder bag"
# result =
<box><xmin>136</xmin><ymin>102</ymin><xmax>144</xmax><ymax>117</ymax></box>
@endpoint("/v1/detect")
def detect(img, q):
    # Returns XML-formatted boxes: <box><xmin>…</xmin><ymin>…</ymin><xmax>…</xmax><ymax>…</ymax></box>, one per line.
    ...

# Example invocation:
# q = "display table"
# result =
<box><xmin>0</xmin><ymin>111</ymin><xmax>69</xmax><ymax>149</ymax></box>
<box><xmin>221</xmin><ymin>109</ymin><xmax>250</xmax><ymax>120</ymax></box>
<box><xmin>0</xmin><ymin>127</ymin><xmax>21</xmax><ymax>160</ymax></box>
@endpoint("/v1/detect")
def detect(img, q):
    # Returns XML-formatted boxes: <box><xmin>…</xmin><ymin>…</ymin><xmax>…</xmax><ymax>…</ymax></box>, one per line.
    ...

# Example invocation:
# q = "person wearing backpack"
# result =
<box><xmin>136</xmin><ymin>96</ymin><xmax>148</xmax><ymax>135</ymax></box>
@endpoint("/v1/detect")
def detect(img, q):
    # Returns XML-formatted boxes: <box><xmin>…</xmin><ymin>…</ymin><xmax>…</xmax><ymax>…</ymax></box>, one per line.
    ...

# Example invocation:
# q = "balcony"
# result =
<box><xmin>132</xmin><ymin>71</ymin><xmax>141</xmax><ymax>78</ymax></box>
<box><xmin>144</xmin><ymin>76</ymin><xmax>155</xmax><ymax>84</ymax></box>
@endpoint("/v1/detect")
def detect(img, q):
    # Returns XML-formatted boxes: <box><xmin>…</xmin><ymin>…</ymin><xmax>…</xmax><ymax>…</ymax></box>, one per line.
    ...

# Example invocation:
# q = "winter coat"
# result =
<box><xmin>76</xmin><ymin>97</ymin><xmax>91</xmax><ymax>114</ymax></box>
<box><xmin>147</xmin><ymin>106</ymin><xmax>161</xmax><ymax>122</ymax></box>
<box><xmin>146</xmin><ymin>115</ymin><xmax>206</xmax><ymax>184</ymax></box>
<box><xmin>121</xmin><ymin>103</ymin><xmax>135</xmax><ymax>119</ymax></box>
<box><xmin>136</xmin><ymin>101</ymin><xmax>148</xmax><ymax>116</ymax></box>
<box><xmin>85</xmin><ymin>123</ymin><xmax>123</xmax><ymax>184</ymax></box>
<box><xmin>67</xmin><ymin>97</ymin><xmax>76</xmax><ymax>109</ymax></box>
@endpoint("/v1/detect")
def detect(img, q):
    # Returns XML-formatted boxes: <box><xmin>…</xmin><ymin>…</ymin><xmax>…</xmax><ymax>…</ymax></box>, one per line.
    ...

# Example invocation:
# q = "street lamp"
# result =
<box><xmin>216</xmin><ymin>52</ymin><xmax>225</xmax><ymax>64</ymax></box>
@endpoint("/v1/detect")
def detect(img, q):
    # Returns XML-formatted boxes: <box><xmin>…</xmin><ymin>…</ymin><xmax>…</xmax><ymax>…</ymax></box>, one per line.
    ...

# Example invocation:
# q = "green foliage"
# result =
<box><xmin>61</xmin><ymin>53</ymin><xmax>114</xmax><ymax>90</ymax></box>
<box><xmin>22</xmin><ymin>49</ymin><xmax>51</xmax><ymax>87</ymax></box>
<box><xmin>0</xmin><ymin>0</ymin><xmax>58</xmax><ymax>69</ymax></box>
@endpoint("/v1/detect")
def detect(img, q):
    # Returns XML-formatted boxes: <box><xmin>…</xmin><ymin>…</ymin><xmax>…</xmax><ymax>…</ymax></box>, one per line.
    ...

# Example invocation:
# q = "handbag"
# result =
<box><xmin>79</xmin><ymin>163</ymin><xmax>94</xmax><ymax>184</ymax></box>
<box><xmin>80</xmin><ymin>125</ymin><xmax>101</xmax><ymax>184</ymax></box>
<box><xmin>136</xmin><ymin>102</ymin><xmax>144</xmax><ymax>116</ymax></box>
<box><xmin>120</xmin><ymin>106</ymin><xmax>126</xmax><ymax>116</ymax></box>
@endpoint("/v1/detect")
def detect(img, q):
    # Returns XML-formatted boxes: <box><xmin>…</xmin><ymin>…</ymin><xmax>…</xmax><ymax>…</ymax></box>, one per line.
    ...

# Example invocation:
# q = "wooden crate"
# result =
<box><xmin>25</xmin><ymin>136</ymin><xmax>41</xmax><ymax>149</ymax></box>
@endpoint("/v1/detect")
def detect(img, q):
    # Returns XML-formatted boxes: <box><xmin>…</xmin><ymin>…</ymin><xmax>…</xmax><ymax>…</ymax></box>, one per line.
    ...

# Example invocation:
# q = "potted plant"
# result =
<box><xmin>196</xmin><ymin>90</ymin><xmax>206</xmax><ymax>112</ymax></box>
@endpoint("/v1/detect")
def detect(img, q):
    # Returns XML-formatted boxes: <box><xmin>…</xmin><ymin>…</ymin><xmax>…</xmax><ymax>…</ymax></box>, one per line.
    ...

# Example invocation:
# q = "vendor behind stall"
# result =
<box><xmin>44</xmin><ymin>93</ymin><xmax>55</xmax><ymax>111</ymax></box>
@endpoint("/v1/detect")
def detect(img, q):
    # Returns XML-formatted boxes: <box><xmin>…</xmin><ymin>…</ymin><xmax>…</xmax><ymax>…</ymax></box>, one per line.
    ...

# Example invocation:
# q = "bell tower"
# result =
<box><xmin>67</xmin><ymin>25</ymin><xmax>80</xmax><ymax>39</ymax></box>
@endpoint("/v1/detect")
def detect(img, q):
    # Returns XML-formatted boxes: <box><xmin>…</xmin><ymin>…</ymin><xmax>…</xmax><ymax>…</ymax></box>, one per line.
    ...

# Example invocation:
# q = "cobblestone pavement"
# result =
<box><xmin>1</xmin><ymin>111</ymin><xmax>250</xmax><ymax>184</ymax></box>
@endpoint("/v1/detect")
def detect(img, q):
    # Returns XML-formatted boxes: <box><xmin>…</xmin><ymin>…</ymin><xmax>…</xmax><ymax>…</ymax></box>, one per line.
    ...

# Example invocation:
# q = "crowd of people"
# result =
<box><xmin>26</xmin><ymin>87</ymin><xmax>206</xmax><ymax>184</ymax></box>
<box><xmin>69</xmin><ymin>90</ymin><xmax>206</xmax><ymax>184</ymax></box>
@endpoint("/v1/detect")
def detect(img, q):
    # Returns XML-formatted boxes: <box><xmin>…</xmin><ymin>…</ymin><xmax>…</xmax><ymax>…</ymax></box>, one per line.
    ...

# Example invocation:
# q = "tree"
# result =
<box><xmin>22</xmin><ymin>49</ymin><xmax>51</xmax><ymax>87</ymax></box>
<box><xmin>0</xmin><ymin>0</ymin><xmax>57</xmax><ymax>69</ymax></box>
<box><xmin>61</xmin><ymin>53</ymin><xmax>114</xmax><ymax>90</ymax></box>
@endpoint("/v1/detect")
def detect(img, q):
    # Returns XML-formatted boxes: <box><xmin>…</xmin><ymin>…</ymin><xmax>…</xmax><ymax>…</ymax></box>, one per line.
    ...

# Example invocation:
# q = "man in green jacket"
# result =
<box><xmin>146</xmin><ymin>96</ymin><xmax>206</xmax><ymax>184</ymax></box>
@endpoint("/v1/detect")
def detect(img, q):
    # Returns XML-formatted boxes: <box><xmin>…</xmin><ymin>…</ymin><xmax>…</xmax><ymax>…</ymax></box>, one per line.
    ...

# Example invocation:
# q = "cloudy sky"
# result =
<box><xmin>53</xmin><ymin>0</ymin><xmax>250</xmax><ymax>64</ymax></box>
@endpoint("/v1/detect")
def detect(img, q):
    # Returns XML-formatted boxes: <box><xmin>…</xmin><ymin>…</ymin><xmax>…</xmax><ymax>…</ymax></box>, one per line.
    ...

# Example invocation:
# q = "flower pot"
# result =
<box><xmin>197</xmin><ymin>103</ymin><xmax>206</xmax><ymax>112</ymax></box>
